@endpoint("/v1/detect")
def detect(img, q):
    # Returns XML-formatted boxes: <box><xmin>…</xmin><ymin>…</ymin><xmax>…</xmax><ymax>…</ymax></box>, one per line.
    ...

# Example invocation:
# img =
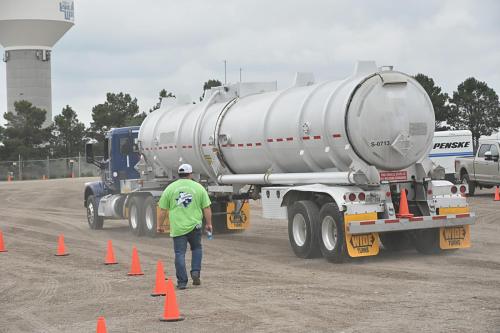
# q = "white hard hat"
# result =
<box><xmin>178</xmin><ymin>163</ymin><xmax>193</xmax><ymax>174</ymax></box>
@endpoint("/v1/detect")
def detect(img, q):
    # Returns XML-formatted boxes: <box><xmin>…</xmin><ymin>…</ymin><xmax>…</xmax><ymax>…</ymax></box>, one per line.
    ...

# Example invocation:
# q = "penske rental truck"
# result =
<box><xmin>84</xmin><ymin>61</ymin><xmax>475</xmax><ymax>262</ymax></box>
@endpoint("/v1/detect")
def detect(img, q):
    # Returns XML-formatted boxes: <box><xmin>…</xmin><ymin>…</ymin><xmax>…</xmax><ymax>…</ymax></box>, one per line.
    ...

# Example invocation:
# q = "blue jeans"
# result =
<box><xmin>173</xmin><ymin>226</ymin><xmax>202</xmax><ymax>286</ymax></box>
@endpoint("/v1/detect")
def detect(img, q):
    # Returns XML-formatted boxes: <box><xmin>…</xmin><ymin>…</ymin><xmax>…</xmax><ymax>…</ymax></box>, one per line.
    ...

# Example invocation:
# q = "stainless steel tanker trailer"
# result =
<box><xmin>84</xmin><ymin>61</ymin><xmax>475</xmax><ymax>262</ymax></box>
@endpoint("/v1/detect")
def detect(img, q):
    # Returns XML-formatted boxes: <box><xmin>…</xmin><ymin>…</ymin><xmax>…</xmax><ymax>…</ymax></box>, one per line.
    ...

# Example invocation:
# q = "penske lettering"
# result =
<box><xmin>433</xmin><ymin>142</ymin><xmax>471</xmax><ymax>149</ymax></box>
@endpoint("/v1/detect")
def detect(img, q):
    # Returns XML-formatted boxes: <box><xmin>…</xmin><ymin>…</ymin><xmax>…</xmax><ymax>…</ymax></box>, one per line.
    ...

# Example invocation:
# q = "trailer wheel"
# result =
<box><xmin>86</xmin><ymin>195</ymin><xmax>104</xmax><ymax>230</ymax></box>
<box><xmin>380</xmin><ymin>232</ymin><xmax>411</xmax><ymax>251</ymax></box>
<box><xmin>144</xmin><ymin>196</ymin><xmax>157</xmax><ymax>238</ymax></box>
<box><xmin>287</xmin><ymin>201</ymin><xmax>321</xmax><ymax>259</ymax></box>
<box><xmin>413</xmin><ymin>228</ymin><xmax>441</xmax><ymax>254</ymax></box>
<box><xmin>128</xmin><ymin>197</ymin><xmax>144</xmax><ymax>236</ymax></box>
<box><xmin>461</xmin><ymin>172</ymin><xmax>475</xmax><ymax>196</ymax></box>
<box><xmin>318</xmin><ymin>203</ymin><xmax>348</xmax><ymax>263</ymax></box>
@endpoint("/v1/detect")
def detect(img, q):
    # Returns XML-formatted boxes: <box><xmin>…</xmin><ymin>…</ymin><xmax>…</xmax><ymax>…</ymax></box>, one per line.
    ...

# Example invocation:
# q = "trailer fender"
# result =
<box><xmin>84</xmin><ymin>181</ymin><xmax>107</xmax><ymax>207</ymax></box>
<box><xmin>281</xmin><ymin>184</ymin><xmax>364</xmax><ymax>210</ymax></box>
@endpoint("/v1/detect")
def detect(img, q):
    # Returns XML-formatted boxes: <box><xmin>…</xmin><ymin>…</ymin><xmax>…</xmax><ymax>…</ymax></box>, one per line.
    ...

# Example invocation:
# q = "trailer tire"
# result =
<box><xmin>287</xmin><ymin>200</ymin><xmax>321</xmax><ymax>259</ymax></box>
<box><xmin>461</xmin><ymin>172</ymin><xmax>475</xmax><ymax>196</ymax></box>
<box><xmin>413</xmin><ymin>228</ymin><xmax>441</xmax><ymax>254</ymax></box>
<box><xmin>86</xmin><ymin>195</ymin><xmax>104</xmax><ymax>230</ymax></box>
<box><xmin>144</xmin><ymin>196</ymin><xmax>157</xmax><ymax>238</ymax></box>
<box><xmin>128</xmin><ymin>196</ymin><xmax>144</xmax><ymax>236</ymax></box>
<box><xmin>318</xmin><ymin>202</ymin><xmax>348</xmax><ymax>263</ymax></box>
<box><xmin>380</xmin><ymin>231</ymin><xmax>411</xmax><ymax>251</ymax></box>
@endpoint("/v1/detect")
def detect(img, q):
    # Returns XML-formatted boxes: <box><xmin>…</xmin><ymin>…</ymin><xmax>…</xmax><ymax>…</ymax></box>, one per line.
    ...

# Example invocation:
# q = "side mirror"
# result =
<box><xmin>85</xmin><ymin>143</ymin><xmax>94</xmax><ymax>164</ymax></box>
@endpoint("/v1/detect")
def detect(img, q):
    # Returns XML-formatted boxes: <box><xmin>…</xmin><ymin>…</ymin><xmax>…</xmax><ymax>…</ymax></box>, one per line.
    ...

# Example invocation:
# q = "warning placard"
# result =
<box><xmin>440</xmin><ymin>225</ymin><xmax>471</xmax><ymax>249</ymax></box>
<box><xmin>379</xmin><ymin>171</ymin><xmax>408</xmax><ymax>181</ymax></box>
<box><xmin>344</xmin><ymin>213</ymin><xmax>379</xmax><ymax>257</ymax></box>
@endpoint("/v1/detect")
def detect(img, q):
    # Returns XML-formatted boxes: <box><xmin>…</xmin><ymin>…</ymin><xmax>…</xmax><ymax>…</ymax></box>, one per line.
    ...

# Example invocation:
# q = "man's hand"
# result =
<box><xmin>203</xmin><ymin>207</ymin><xmax>213</xmax><ymax>233</ymax></box>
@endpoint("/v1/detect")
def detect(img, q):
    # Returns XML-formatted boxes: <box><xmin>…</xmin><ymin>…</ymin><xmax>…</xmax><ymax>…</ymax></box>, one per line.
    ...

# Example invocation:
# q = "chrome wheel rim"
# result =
<box><xmin>145</xmin><ymin>204</ymin><xmax>154</xmax><ymax>231</ymax></box>
<box><xmin>130</xmin><ymin>204</ymin><xmax>138</xmax><ymax>229</ymax></box>
<box><xmin>87</xmin><ymin>202</ymin><xmax>94</xmax><ymax>225</ymax></box>
<box><xmin>292</xmin><ymin>213</ymin><xmax>307</xmax><ymax>247</ymax></box>
<box><xmin>322</xmin><ymin>216</ymin><xmax>338</xmax><ymax>251</ymax></box>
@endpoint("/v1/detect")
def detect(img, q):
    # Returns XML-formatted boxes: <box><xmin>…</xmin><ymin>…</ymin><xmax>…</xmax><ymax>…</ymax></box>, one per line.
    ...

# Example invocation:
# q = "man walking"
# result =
<box><xmin>158</xmin><ymin>164</ymin><xmax>213</xmax><ymax>289</ymax></box>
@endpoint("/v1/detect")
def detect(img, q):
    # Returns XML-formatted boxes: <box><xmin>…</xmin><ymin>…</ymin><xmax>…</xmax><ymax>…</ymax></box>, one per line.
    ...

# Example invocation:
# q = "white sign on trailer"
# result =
<box><xmin>430</xmin><ymin>130</ymin><xmax>473</xmax><ymax>180</ymax></box>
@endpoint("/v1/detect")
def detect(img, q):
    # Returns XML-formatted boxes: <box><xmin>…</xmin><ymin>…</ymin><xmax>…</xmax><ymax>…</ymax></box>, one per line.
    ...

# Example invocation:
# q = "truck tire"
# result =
<box><xmin>86</xmin><ymin>195</ymin><xmax>104</xmax><ymax>230</ymax></box>
<box><xmin>318</xmin><ymin>202</ymin><xmax>349</xmax><ymax>263</ymax></box>
<box><xmin>143</xmin><ymin>196</ymin><xmax>157</xmax><ymax>238</ymax></box>
<box><xmin>461</xmin><ymin>172</ymin><xmax>475</xmax><ymax>196</ymax></box>
<box><xmin>413</xmin><ymin>228</ymin><xmax>441</xmax><ymax>254</ymax></box>
<box><xmin>128</xmin><ymin>196</ymin><xmax>145</xmax><ymax>236</ymax></box>
<box><xmin>287</xmin><ymin>200</ymin><xmax>321</xmax><ymax>259</ymax></box>
<box><xmin>380</xmin><ymin>231</ymin><xmax>411</xmax><ymax>251</ymax></box>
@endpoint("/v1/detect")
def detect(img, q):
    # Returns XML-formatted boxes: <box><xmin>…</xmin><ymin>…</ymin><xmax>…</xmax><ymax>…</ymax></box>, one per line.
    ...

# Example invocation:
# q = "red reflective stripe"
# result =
<box><xmin>238</xmin><ymin>144</ymin><xmax>244</xmax><ymax>147</ymax></box>
<box><xmin>360</xmin><ymin>220</ymin><xmax>375</xmax><ymax>225</ymax></box>
<box><xmin>313</xmin><ymin>135</ymin><xmax>321</xmax><ymax>140</ymax></box>
<box><xmin>222</xmin><ymin>144</ymin><xmax>228</xmax><ymax>147</ymax></box>
<box><xmin>302</xmin><ymin>136</ymin><xmax>310</xmax><ymax>140</ymax></box>
<box><xmin>456</xmin><ymin>213</ymin><xmax>470</xmax><ymax>218</ymax></box>
<box><xmin>286</xmin><ymin>137</ymin><xmax>293</xmax><ymax>141</ymax></box>
<box><xmin>256</xmin><ymin>142</ymin><xmax>262</xmax><ymax>146</ymax></box>
<box><xmin>182</xmin><ymin>145</ymin><xmax>187</xmax><ymax>148</ymax></box>
<box><xmin>267</xmin><ymin>139</ymin><xmax>274</xmax><ymax>143</ymax></box>
<box><xmin>409</xmin><ymin>217</ymin><xmax>424</xmax><ymax>222</ymax></box>
<box><xmin>158</xmin><ymin>147</ymin><xmax>162</xmax><ymax>150</ymax></box>
<box><xmin>276</xmin><ymin>138</ymin><xmax>284</xmax><ymax>142</ymax></box>
<box><xmin>164</xmin><ymin>146</ymin><xmax>168</xmax><ymax>149</ymax></box>
<box><xmin>432</xmin><ymin>215</ymin><xmax>447</xmax><ymax>220</ymax></box>
<box><xmin>188</xmin><ymin>145</ymin><xmax>193</xmax><ymax>148</ymax></box>
<box><xmin>332</xmin><ymin>134</ymin><xmax>341</xmax><ymax>138</ymax></box>
<box><xmin>202</xmin><ymin>144</ymin><xmax>207</xmax><ymax>147</ymax></box>
<box><xmin>247</xmin><ymin>143</ymin><xmax>253</xmax><ymax>147</ymax></box>
<box><xmin>384</xmin><ymin>219</ymin><xmax>399</xmax><ymax>224</ymax></box>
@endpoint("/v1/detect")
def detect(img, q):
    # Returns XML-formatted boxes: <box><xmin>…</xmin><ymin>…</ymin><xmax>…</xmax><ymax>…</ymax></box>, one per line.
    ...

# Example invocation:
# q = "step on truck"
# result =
<box><xmin>84</xmin><ymin>61</ymin><xmax>475</xmax><ymax>262</ymax></box>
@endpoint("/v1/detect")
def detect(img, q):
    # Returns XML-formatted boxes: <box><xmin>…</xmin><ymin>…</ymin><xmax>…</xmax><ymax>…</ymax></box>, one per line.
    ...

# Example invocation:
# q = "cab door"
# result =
<box><xmin>474</xmin><ymin>144</ymin><xmax>491</xmax><ymax>182</ymax></box>
<box><xmin>484</xmin><ymin>144</ymin><xmax>500</xmax><ymax>184</ymax></box>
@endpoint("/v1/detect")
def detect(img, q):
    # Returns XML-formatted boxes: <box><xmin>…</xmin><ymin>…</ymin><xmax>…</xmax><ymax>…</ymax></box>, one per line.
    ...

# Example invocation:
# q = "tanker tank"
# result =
<box><xmin>138</xmin><ymin>61</ymin><xmax>434</xmax><ymax>183</ymax></box>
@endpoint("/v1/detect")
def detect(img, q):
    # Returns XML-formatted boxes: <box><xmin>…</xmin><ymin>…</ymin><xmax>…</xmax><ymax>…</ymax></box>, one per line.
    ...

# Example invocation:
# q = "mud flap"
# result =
<box><xmin>226</xmin><ymin>201</ymin><xmax>250</xmax><ymax>230</ymax></box>
<box><xmin>438</xmin><ymin>207</ymin><xmax>471</xmax><ymax>250</ymax></box>
<box><xmin>156</xmin><ymin>206</ymin><xmax>170</xmax><ymax>234</ymax></box>
<box><xmin>344</xmin><ymin>212</ymin><xmax>380</xmax><ymax>257</ymax></box>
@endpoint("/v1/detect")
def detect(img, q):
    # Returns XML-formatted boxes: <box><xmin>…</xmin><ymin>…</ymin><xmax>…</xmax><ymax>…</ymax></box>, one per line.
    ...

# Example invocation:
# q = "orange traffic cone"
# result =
<box><xmin>96</xmin><ymin>316</ymin><xmax>107</xmax><ymax>333</ymax></box>
<box><xmin>55</xmin><ymin>234</ymin><xmax>69</xmax><ymax>256</ymax></box>
<box><xmin>151</xmin><ymin>260</ymin><xmax>167</xmax><ymax>296</ymax></box>
<box><xmin>0</xmin><ymin>230</ymin><xmax>7</xmax><ymax>252</ymax></box>
<box><xmin>396</xmin><ymin>189</ymin><xmax>413</xmax><ymax>218</ymax></box>
<box><xmin>160</xmin><ymin>278</ymin><xmax>184</xmax><ymax>322</ymax></box>
<box><xmin>104</xmin><ymin>240</ymin><xmax>118</xmax><ymax>265</ymax></box>
<box><xmin>494</xmin><ymin>186</ymin><xmax>500</xmax><ymax>201</ymax></box>
<box><xmin>127</xmin><ymin>246</ymin><xmax>144</xmax><ymax>276</ymax></box>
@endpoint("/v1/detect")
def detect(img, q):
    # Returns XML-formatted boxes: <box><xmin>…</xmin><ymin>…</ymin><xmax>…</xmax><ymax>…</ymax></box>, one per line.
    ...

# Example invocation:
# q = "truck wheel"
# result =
<box><xmin>318</xmin><ymin>203</ymin><xmax>348</xmax><ymax>263</ymax></box>
<box><xmin>86</xmin><ymin>195</ymin><xmax>104</xmax><ymax>230</ymax></box>
<box><xmin>287</xmin><ymin>201</ymin><xmax>321</xmax><ymax>259</ymax></box>
<box><xmin>143</xmin><ymin>196</ymin><xmax>157</xmax><ymax>238</ymax></box>
<box><xmin>380</xmin><ymin>232</ymin><xmax>411</xmax><ymax>251</ymax></box>
<box><xmin>461</xmin><ymin>173</ymin><xmax>475</xmax><ymax>196</ymax></box>
<box><xmin>413</xmin><ymin>228</ymin><xmax>441</xmax><ymax>254</ymax></box>
<box><xmin>128</xmin><ymin>197</ymin><xmax>145</xmax><ymax>236</ymax></box>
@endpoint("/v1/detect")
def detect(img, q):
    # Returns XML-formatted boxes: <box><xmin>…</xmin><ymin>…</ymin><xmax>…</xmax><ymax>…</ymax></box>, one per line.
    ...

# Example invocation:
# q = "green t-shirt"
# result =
<box><xmin>158</xmin><ymin>179</ymin><xmax>211</xmax><ymax>237</ymax></box>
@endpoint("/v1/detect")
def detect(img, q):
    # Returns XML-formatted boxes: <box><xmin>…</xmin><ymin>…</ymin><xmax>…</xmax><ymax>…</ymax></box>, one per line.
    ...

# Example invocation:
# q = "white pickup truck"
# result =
<box><xmin>455</xmin><ymin>136</ymin><xmax>500</xmax><ymax>195</ymax></box>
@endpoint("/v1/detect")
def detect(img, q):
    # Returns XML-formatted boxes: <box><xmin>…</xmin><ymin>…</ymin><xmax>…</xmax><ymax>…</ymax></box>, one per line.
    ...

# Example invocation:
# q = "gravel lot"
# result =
<box><xmin>0</xmin><ymin>178</ymin><xmax>499</xmax><ymax>332</ymax></box>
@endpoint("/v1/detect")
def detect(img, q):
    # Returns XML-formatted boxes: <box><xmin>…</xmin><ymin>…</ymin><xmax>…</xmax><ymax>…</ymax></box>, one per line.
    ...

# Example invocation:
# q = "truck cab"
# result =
<box><xmin>84</xmin><ymin>126</ymin><xmax>140</xmax><ymax>228</ymax></box>
<box><xmin>456</xmin><ymin>136</ymin><xmax>500</xmax><ymax>195</ymax></box>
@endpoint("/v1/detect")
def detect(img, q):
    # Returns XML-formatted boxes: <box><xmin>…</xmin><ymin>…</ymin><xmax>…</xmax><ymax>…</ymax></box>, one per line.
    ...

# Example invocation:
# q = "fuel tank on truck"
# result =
<box><xmin>138</xmin><ymin>61</ymin><xmax>435</xmax><ymax>180</ymax></box>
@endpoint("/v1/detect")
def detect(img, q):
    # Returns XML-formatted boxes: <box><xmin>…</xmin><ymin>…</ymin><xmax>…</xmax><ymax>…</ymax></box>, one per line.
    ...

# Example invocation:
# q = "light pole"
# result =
<box><xmin>224</xmin><ymin>60</ymin><xmax>227</xmax><ymax>85</ymax></box>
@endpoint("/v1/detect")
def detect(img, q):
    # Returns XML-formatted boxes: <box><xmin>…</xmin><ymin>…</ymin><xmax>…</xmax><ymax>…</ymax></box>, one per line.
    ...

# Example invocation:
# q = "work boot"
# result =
<box><xmin>191</xmin><ymin>271</ymin><xmax>201</xmax><ymax>286</ymax></box>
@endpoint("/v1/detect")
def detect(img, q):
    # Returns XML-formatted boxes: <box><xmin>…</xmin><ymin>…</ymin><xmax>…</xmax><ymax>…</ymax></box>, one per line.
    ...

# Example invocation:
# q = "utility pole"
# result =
<box><xmin>239</xmin><ymin>67</ymin><xmax>242</xmax><ymax>82</ymax></box>
<box><xmin>224</xmin><ymin>60</ymin><xmax>227</xmax><ymax>85</ymax></box>
<box><xmin>18</xmin><ymin>154</ymin><xmax>21</xmax><ymax>180</ymax></box>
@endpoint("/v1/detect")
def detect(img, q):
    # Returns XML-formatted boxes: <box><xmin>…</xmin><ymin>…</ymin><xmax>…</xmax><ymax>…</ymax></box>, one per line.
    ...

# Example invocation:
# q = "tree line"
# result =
<box><xmin>0</xmin><ymin>74</ymin><xmax>498</xmax><ymax>161</ymax></box>
<box><xmin>0</xmin><ymin>80</ymin><xmax>222</xmax><ymax>161</ymax></box>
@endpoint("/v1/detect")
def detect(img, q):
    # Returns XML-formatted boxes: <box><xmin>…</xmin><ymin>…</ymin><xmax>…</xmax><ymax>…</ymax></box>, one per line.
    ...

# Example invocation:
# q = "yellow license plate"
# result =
<box><xmin>344</xmin><ymin>212</ymin><xmax>379</xmax><ymax>257</ymax></box>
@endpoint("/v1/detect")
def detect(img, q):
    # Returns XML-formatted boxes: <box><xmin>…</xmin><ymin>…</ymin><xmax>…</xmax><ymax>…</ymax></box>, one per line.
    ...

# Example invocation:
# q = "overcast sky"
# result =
<box><xmin>0</xmin><ymin>0</ymin><xmax>499</xmax><ymax>126</ymax></box>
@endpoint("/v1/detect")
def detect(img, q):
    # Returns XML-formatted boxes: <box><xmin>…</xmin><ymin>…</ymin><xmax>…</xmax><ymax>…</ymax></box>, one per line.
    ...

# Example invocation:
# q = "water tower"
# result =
<box><xmin>0</xmin><ymin>0</ymin><xmax>75</xmax><ymax>127</ymax></box>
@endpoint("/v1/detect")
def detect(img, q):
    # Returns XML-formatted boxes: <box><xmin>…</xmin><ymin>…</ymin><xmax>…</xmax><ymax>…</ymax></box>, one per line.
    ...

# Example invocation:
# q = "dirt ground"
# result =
<box><xmin>0</xmin><ymin>178</ymin><xmax>499</xmax><ymax>332</ymax></box>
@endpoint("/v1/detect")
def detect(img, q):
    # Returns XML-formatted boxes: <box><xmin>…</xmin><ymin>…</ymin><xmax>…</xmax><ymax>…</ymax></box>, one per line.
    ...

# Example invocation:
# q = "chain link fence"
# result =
<box><xmin>0</xmin><ymin>155</ymin><xmax>104</xmax><ymax>181</ymax></box>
